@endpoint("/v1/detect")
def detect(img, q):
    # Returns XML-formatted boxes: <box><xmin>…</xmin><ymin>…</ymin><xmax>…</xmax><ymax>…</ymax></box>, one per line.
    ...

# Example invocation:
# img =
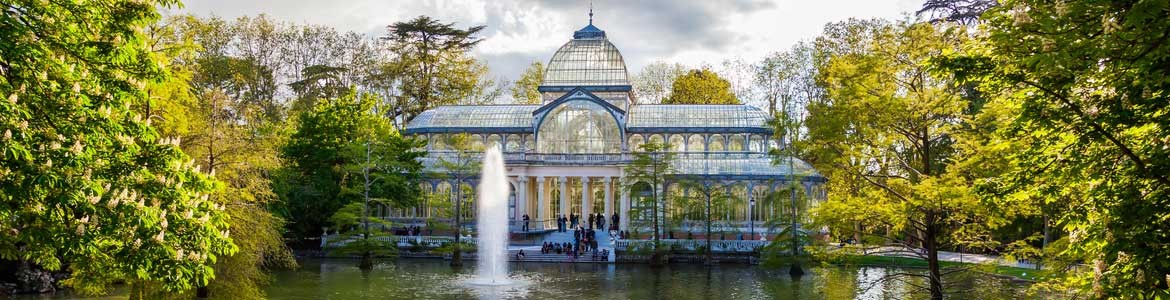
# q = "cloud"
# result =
<box><xmin>172</xmin><ymin>0</ymin><xmax>923</xmax><ymax>83</ymax></box>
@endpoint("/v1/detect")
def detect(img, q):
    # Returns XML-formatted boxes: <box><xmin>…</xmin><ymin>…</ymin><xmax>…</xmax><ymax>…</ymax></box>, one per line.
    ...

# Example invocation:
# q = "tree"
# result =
<box><xmin>511</xmin><ymin>61</ymin><xmax>544</xmax><ymax>104</ymax></box>
<box><xmin>664</xmin><ymin>69</ymin><xmax>739</xmax><ymax>105</ymax></box>
<box><xmin>805</xmin><ymin>19</ymin><xmax>979</xmax><ymax>299</ymax></box>
<box><xmin>431</xmin><ymin>133</ymin><xmax>483</xmax><ymax>266</ymax></box>
<box><xmin>383</xmin><ymin>16</ymin><xmax>486</xmax><ymax>128</ymax></box>
<box><xmin>674</xmin><ymin>177</ymin><xmax>731</xmax><ymax>264</ymax></box>
<box><xmin>279</xmin><ymin>91</ymin><xmax>381</xmax><ymax>239</ymax></box>
<box><xmin>145</xmin><ymin>16</ymin><xmax>297</xmax><ymax>299</ymax></box>
<box><xmin>755</xmin><ymin>42</ymin><xmax>821</xmax><ymax>117</ymax></box>
<box><xmin>327</xmin><ymin>106</ymin><xmax>424</xmax><ymax>270</ymax></box>
<box><xmin>625</xmin><ymin>142</ymin><xmax>676</xmax><ymax>264</ymax></box>
<box><xmin>632</xmin><ymin>61</ymin><xmax>687</xmax><ymax>104</ymax></box>
<box><xmin>940</xmin><ymin>1</ymin><xmax>1170</xmax><ymax>297</ymax></box>
<box><xmin>916</xmin><ymin>0</ymin><xmax>997</xmax><ymax>25</ymax></box>
<box><xmin>0</xmin><ymin>0</ymin><xmax>236</xmax><ymax>295</ymax></box>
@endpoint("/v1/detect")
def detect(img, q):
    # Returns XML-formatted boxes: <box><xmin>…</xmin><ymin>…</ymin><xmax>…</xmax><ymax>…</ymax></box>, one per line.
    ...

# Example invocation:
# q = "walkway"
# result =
<box><xmin>861</xmin><ymin>246</ymin><xmax>1036</xmax><ymax>269</ymax></box>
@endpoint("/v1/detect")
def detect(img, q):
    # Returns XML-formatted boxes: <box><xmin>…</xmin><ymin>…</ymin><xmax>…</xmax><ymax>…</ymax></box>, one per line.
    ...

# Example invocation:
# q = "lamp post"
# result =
<box><xmin>749</xmin><ymin>198</ymin><xmax>755</xmax><ymax>240</ymax></box>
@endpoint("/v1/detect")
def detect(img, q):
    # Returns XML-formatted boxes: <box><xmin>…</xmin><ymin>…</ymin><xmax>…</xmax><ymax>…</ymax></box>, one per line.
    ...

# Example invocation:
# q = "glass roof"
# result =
<box><xmin>406</xmin><ymin>105</ymin><xmax>537</xmax><ymax>130</ymax></box>
<box><xmin>543</xmin><ymin>38</ymin><xmax>630</xmax><ymax>87</ymax></box>
<box><xmin>627</xmin><ymin>105</ymin><xmax>771</xmax><ymax>129</ymax></box>
<box><xmin>672</xmin><ymin>156</ymin><xmax>821</xmax><ymax>178</ymax></box>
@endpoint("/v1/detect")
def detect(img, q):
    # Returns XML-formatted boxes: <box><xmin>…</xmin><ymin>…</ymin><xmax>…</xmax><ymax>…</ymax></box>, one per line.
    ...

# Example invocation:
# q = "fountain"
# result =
<box><xmin>470</xmin><ymin>145</ymin><xmax>510</xmax><ymax>285</ymax></box>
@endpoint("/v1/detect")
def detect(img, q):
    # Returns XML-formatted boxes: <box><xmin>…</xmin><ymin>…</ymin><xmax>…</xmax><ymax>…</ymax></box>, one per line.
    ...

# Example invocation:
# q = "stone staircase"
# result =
<box><xmin>507</xmin><ymin>249</ymin><xmax>608</xmax><ymax>263</ymax></box>
<box><xmin>504</xmin><ymin>229</ymin><xmax>615</xmax><ymax>263</ymax></box>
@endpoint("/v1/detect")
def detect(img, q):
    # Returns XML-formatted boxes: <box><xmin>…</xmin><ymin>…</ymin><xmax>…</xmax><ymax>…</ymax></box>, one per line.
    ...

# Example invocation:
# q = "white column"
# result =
<box><xmin>620</xmin><ymin>179</ymin><xmax>630</xmax><ymax>231</ymax></box>
<box><xmin>558</xmin><ymin>176</ymin><xmax>568</xmax><ymax>219</ymax></box>
<box><xmin>603</xmin><ymin>177</ymin><xmax>613</xmax><ymax>219</ymax></box>
<box><xmin>517</xmin><ymin>177</ymin><xmax>528</xmax><ymax>221</ymax></box>
<box><xmin>581</xmin><ymin>177</ymin><xmax>591</xmax><ymax>222</ymax></box>
<box><xmin>537</xmin><ymin>177</ymin><xmax>546</xmax><ymax>228</ymax></box>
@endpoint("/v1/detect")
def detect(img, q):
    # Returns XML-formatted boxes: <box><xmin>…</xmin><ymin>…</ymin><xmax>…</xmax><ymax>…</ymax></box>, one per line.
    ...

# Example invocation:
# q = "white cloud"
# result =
<box><xmin>173</xmin><ymin>0</ymin><xmax>925</xmax><ymax>81</ymax></box>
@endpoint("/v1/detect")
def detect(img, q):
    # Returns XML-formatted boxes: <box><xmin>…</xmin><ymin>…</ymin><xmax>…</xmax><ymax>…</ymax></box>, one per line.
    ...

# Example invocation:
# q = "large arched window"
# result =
<box><xmin>537</xmin><ymin>100</ymin><xmax>621</xmax><ymax>153</ymax></box>
<box><xmin>668</xmin><ymin>135</ymin><xmax>685</xmax><ymax>152</ymax></box>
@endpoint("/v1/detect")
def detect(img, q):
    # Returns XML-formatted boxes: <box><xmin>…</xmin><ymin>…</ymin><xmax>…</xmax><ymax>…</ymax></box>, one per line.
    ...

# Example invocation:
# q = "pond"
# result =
<box><xmin>264</xmin><ymin>259</ymin><xmax>1029</xmax><ymax>300</ymax></box>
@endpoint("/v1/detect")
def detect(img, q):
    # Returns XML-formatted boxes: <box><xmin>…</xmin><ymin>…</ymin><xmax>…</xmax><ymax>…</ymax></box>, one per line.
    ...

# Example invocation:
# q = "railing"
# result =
<box><xmin>323</xmin><ymin>235</ymin><xmax>475</xmax><ymax>249</ymax></box>
<box><xmin>424</xmin><ymin>151</ymin><xmax>772</xmax><ymax>164</ymax></box>
<box><xmin>614</xmin><ymin>239</ymin><xmax>767</xmax><ymax>253</ymax></box>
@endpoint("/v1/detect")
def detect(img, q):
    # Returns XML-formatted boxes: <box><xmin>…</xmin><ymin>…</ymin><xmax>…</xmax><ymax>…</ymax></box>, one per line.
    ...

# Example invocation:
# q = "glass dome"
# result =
<box><xmin>542</xmin><ymin>28</ymin><xmax>630</xmax><ymax>87</ymax></box>
<box><xmin>537</xmin><ymin>100</ymin><xmax>622</xmax><ymax>153</ymax></box>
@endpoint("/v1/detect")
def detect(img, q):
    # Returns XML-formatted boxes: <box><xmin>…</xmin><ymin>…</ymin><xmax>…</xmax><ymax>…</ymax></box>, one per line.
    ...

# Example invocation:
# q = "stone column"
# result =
<box><xmin>603</xmin><ymin>177</ymin><xmax>613</xmax><ymax>220</ymax></box>
<box><xmin>537</xmin><ymin>177</ymin><xmax>546</xmax><ymax>229</ymax></box>
<box><xmin>559</xmin><ymin>176</ymin><xmax>568</xmax><ymax>219</ymax></box>
<box><xmin>517</xmin><ymin>177</ymin><xmax>528</xmax><ymax>222</ymax></box>
<box><xmin>620</xmin><ymin>179</ymin><xmax>630</xmax><ymax>231</ymax></box>
<box><xmin>581</xmin><ymin>177</ymin><xmax>591</xmax><ymax>224</ymax></box>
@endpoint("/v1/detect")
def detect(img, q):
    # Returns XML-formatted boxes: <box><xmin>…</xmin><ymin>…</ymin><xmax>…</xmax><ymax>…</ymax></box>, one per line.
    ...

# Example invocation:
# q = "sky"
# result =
<box><xmin>174</xmin><ymin>0</ymin><xmax>925</xmax><ymax>83</ymax></box>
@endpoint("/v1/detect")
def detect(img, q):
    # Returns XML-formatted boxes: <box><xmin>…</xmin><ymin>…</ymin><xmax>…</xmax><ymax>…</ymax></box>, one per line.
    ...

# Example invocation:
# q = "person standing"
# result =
<box><xmin>522</xmin><ymin>214</ymin><xmax>530</xmax><ymax>232</ymax></box>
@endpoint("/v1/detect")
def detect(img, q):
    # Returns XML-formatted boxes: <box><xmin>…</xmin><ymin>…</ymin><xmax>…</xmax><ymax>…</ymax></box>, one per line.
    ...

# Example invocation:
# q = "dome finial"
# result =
<box><xmin>588</xmin><ymin>1</ymin><xmax>594</xmax><ymax>25</ymax></box>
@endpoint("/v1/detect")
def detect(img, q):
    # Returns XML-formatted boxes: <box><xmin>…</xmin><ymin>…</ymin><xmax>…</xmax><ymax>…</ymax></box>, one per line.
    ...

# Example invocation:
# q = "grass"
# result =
<box><xmin>836</xmin><ymin>254</ymin><xmax>1041</xmax><ymax>281</ymax></box>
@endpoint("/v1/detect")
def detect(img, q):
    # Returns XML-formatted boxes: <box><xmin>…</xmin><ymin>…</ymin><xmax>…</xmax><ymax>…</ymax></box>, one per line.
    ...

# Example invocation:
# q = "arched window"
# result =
<box><xmin>709</xmin><ymin>134</ymin><xmax>725</xmax><ymax>152</ymax></box>
<box><xmin>668</xmin><ymin>135</ymin><xmax>685</xmax><ymax>152</ymax></box>
<box><xmin>537</xmin><ymin>100</ymin><xmax>622</xmax><ymax>153</ymax></box>
<box><xmin>750</xmin><ymin>135</ymin><xmax>764</xmax><ymax>152</ymax></box>
<box><xmin>628</xmin><ymin>134</ymin><xmax>645</xmax><ymax>152</ymax></box>
<box><xmin>433</xmin><ymin>134</ymin><xmax>448</xmax><ymax>151</ymax></box>
<box><xmin>525</xmin><ymin>135</ymin><xmax>536</xmax><ymax>152</ymax></box>
<box><xmin>648</xmin><ymin>134</ymin><xmax>664</xmax><ymax>147</ymax></box>
<box><xmin>487</xmin><ymin>134</ymin><xmax>502</xmax><ymax>150</ymax></box>
<box><xmin>729</xmin><ymin>135</ymin><xmax>745</xmax><ymax>152</ymax></box>
<box><xmin>470</xmin><ymin>134</ymin><xmax>485</xmax><ymax>150</ymax></box>
<box><xmin>505</xmin><ymin>134</ymin><xmax>521</xmax><ymax>152</ymax></box>
<box><xmin>688</xmin><ymin>134</ymin><xmax>704</xmax><ymax>152</ymax></box>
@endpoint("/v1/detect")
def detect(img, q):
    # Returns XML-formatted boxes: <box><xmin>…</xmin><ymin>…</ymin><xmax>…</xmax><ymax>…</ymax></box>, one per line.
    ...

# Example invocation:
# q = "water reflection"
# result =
<box><xmin>262</xmin><ymin>259</ymin><xmax>1028</xmax><ymax>300</ymax></box>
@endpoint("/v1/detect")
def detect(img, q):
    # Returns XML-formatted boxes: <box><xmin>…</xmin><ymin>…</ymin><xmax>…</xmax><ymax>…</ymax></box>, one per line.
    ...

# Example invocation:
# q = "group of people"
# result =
<box><xmin>395</xmin><ymin>225</ymin><xmax>424</xmax><ymax>236</ymax></box>
<box><xmin>538</xmin><ymin>225</ymin><xmax>609</xmax><ymax>261</ymax></box>
<box><xmin>555</xmin><ymin>212</ymin><xmax>621</xmax><ymax>232</ymax></box>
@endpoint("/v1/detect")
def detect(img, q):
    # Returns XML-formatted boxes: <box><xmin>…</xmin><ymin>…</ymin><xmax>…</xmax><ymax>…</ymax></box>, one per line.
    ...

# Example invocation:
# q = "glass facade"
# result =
<box><xmin>537</xmin><ymin>100</ymin><xmax>622</xmax><ymax>153</ymax></box>
<box><xmin>627</xmin><ymin>105</ymin><xmax>769</xmax><ymax>129</ymax></box>
<box><xmin>407</xmin><ymin>105</ymin><xmax>537</xmax><ymax>131</ymax></box>
<box><xmin>543</xmin><ymin>39</ymin><xmax>630</xmax><ymax>87</ymax></box>
<box><xmin>391</xmin><ymin>19</ymin><xmax>827</xmax><ymax>232</ymax></box>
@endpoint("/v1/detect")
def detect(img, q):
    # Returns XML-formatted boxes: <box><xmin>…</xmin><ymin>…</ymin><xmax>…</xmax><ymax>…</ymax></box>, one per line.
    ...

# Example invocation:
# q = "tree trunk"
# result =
<box><xmin>705</xmin><ymin>192</ymin><xmax>712</xmax><ymax>265</ymax></box>
<box><xmin>451</xmin><ymin>185</ymin><xmax>463</xmax><ymax>267</ymax></box>
<box><xmin>925</xmin><ymin>214</ymin><xmax>943</xmax><ymax>300</ymax></box>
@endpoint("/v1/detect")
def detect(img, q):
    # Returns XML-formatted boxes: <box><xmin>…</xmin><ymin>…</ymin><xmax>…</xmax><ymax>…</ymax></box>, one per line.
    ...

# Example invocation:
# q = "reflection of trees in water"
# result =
<box><xmin>264</xmin><ymin>260</ymin><xmax>1025</xmax><ymax>299</ymax></box>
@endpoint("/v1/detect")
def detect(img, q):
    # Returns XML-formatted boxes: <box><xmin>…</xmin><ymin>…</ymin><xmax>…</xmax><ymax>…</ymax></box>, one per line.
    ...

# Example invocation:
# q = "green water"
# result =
<box><xmin>264</xmin><ymin>259</ymin><xmax>1028</xmax><ymax>299</ymax></box>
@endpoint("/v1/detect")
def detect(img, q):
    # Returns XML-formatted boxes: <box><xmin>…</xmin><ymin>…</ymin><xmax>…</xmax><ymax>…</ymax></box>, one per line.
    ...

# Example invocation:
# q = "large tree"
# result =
<box><xmin>0</xmin><ymin>0</ymin><xmax>235</xmax><ymax>295</ymax></box>
<box><xmin>326</xmin><ymin>96</ymin><xmax>424</xmax><ymax>270</ymax></box>
<box><xmin>431</xmin><ymin>133</ymin><xmax>482</xmax><ymax>267</ymax></box>
<box><xmin>805</xmin><ymin>19</ymin><xmax>982</xmax><ymax>299</ymax></box>
<box><xmin>941</xmin><ymin>1</ymin><xmax>1170</xmax><ymax>297</ymax></box>
<box><xmin>511</xmin><ymin>61</ymin><xmax>544</xmax><ymax>104</ymax></box>
<box><xmin>664</xmin><ymin>69</ymin><xmax>739</xmax><ymax>105</ymax></box>
<box><xmin>632</xmin><ymin>61</ymin><xmax>687</xmax><ymax>104</ymax></box>
<box><xmin>625</xmin><ymin>142</ymin><xmax>676</xmax><ymax>264</ymax></box>
<box><xmin>383</xmin><ymin>16</ymin><xmax>486</xmax><ymax>128</ymax></box>
<box><xmin>144</xmin><ymin>15</ymin><xmax>297</xmax><ymax>299</ymax></box>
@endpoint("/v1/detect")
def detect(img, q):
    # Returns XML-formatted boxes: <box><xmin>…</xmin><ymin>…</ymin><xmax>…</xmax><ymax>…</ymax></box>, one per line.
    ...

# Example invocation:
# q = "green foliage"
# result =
<box><xmin>327</xmin><ymin>114</ymin><xmax>425</xmax><ymax>262</ymax></box>
<box><xmin>802</xmin><ymin>18</ymin><xmax>990</xmax><ymax>298</ymax></box>
<box><xmin>632</xmin><ymin>61</ymin><xmax>687</xmax><ymax>104</ymax></box>
<box><xmin>511</xmin><ymin>61</ymin><xmax>544</xmax><ymax>104</ymax></box>
<box><xmin>625</xmin><ymin>142</ymin><xmax>675</xmax><ymax>249</ymax></box>
<box><xmin>279</xmin><ymin>92</ymin><xmax>389</xmax><ymax>238</ymax></box>
<box><xmin>0</xmin><ymin>0</ymin><xmax>236</xmax><ymax>294</ymax></box>
<box><xmin>937</xmin><ymin>1</ymin><xmax>1170</xmax><ymax>297</ymax></box>
<box><xmin>384</xmin><ymin>16</ymin><xmax>488</xmax><ymax>124</ymax></box>
<box><xmin>664</xmin><ymin>68</ymin><xmax>739</xmax><ymax>105</ymax></box>
<box><xmin>672</xmin><ymin>177</ymin><xmax>732</xmax><ymax>262</ymax></box>
<box><xmin>429</xmin><ymin>133</ymin><xmax>482</xmax><ymax>265</ymax></box>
